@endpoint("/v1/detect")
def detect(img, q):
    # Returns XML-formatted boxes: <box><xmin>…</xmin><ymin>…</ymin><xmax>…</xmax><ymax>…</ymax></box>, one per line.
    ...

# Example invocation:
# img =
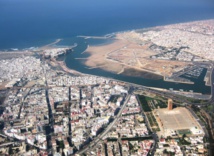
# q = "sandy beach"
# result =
<box><xmin>57</xmin><ymin>60</ymin><xmax>83</xmax><ymax>76</ymax></box>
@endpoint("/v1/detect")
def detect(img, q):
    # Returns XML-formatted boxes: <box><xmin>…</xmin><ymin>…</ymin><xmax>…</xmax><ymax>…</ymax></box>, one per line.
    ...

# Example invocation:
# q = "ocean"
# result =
<box><xmin>0</xmin><ymin>0</ymin><xmax>214</xmax><ymax>50</ymax></box>
<box><xmin>0</xmin><ymin>0</ymin><xmax>214</xmax><ymax>94</ymax></box>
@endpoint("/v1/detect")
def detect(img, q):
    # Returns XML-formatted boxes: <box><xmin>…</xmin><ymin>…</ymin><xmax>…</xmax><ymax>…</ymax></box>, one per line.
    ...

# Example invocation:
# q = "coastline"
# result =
<box><xmin>56</xmin><ymin>57</ymin><xmax>211</xmax><ymax>98</ymax></box>
<box><xmin>0</xmin><ymin>51</ymin><xmax>34</xmax><ymax>60</ymax></box>
<box><xmin>56</xmin><ymin>60</ymin><xmax>83</xmax><ymax>75</ymax></box>
<box><xmin>39</xmin><ymin>38</ymin><xmax>62</xmax><ymax>50</ymax></box>
<box><xmin>54</xmin><ymin>21</ymin><xmax>211</xmax><ymax>94</ymax></box>
<box><xmin>0</xmin><ymin>19</ymin><xmax>212</xmax><ymax>95</ymax></box>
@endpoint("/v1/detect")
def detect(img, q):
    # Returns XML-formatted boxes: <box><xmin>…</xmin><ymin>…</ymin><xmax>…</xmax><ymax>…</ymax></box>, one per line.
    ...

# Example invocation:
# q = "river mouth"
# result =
<box><xmin>56</xmin><ymin>36</ymin><xmax>211</xmax><ymax>95</ymax></box>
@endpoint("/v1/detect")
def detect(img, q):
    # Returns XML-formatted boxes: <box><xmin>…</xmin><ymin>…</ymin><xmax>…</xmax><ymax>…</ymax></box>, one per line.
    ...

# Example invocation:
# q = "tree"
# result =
<box><xmin>9</xmin><ymin>147</ymin><xmax>13</xmax><ymax>155</ymax></box>
<box><xmin>182</xmin><ymin>134</ymin><xmax>186</xmax><ymax>140</ymax></box>
<box><xmin>15</xmin><ymin>148</ymin><xmax>20</xmax><ymax>153</ymax></box>
<box><xmin>59</xmin><ymin>141</ymin><xmax>64</xmax><ymax>149</ymax></box>
<box><xmin>34</xmin><ymin>140</ymin><xmax>38</xmax><ymax>145</ymax></box>
<box><xmin>26</xmin><ymin>144</ymin><xmax>30</xmax><ymax>151</ymax></box>
<box><xmin>163</xmin><ymin>149</ymin><xmax>167</xmax><ymax>154</ymax></box>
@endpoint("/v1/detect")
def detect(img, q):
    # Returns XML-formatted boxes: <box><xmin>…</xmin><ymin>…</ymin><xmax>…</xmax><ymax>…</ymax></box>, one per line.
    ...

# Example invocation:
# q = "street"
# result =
<box><xmin>77</xmin><ymin>92</ymin><xmax>132</xmax><ymax>154</ymax></box>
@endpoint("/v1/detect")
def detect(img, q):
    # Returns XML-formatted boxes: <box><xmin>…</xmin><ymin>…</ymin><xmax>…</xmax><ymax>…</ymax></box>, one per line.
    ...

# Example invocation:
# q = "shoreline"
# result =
<box><xmin>56</xmin><ymin>57</ymin><xmax>211</xmax><ymax>98</ymax></box>
<box><xmin>0</xmin><ymin>38</ymin><xmax>63</xmax><ymax>54</ymax></box>
<box><xmin>164</xmin><ymin>77</ymin><xmax>194</xmax><ymax>85</ymax></box>
<box><xmin>52</xmin><ymin>46</ymin><xmax>211</xmax><ymax>97</ymax></box>
<box><xmin>53</xmin><ymin>32</ymin><xmax>211</xmax><ymax>95</ymax></box>
<box><xmin>0</xmin><ymin>19</ymin><xmax>212</xmax><ymax>95</ymax></box>
<box><xmin>0</xmin><ymin>39</ymin><xmax>209</xmax><ymax>96</ymax></box>
<box><xmin>38</xmin><ymin>38</ymin><xmax>62</xmax><ymax>50</ymax></box>
<box><xmin>55</xmin><ymin>59</ymin><xmax>83</xmax><ymax>76</ymax></box>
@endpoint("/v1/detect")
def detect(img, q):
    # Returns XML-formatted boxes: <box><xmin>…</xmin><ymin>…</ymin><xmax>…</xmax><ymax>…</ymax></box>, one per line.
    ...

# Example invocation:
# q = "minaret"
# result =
<box><xmin>168</xmin><ymin>99</ymin><xmax>173</xmax><ymax>110</ymax></box>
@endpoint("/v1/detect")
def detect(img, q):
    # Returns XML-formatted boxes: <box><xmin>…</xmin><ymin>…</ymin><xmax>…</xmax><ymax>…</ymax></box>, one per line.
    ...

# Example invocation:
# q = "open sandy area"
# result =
<box><xmin>84</xmin><ymin>39</ymin><xmax>129</xmax><ymax>73</ymax></box>
<box><xmin>155</xmin><ymin>107</ymin><xmax>204</xmax><ymax>137</ymax></box>
<box><xmin>84</xmin><ymin>33</ymin><xmax>189</xmax><ymax>78</ymax></box>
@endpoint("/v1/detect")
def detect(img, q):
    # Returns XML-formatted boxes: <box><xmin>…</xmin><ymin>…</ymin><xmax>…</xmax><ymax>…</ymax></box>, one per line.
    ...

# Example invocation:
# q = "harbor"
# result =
<box><xmin>60</xmin><ymin>37</ymin><xmax>211</xmax><ymax>94</ymax></box>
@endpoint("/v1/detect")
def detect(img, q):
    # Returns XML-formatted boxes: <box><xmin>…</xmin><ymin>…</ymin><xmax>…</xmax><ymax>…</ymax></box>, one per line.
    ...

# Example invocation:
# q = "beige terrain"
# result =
<box><xmin>84</xmin><ymin>39</ymin><xmax>128</xmax><ymax>73</ymax></box>
<box><xmin>84</xmin><ymin>33</ymin><xmax>189</xmax><ymax>78</ymax></box>
<box><xmin>82</xmin><ymin>20</ymin><xmax>214</xmax><ymax>79</ymax></box>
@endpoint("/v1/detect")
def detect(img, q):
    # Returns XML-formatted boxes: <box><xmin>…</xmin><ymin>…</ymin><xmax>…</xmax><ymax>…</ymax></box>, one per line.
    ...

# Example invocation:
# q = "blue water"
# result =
<box><xmin>0</xmin><ymin>0</ymin><xmax>214</xmax><ymax>50</ymax></box>
<box><xmin>0</xmin><ymin>0</ymin><xmax>213</xmax><ymax>94</ymax></box>
<box><xmin>60</xmin><ymin>37</ymin><xmax>211</xmax><ymax>94</ymax></box>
